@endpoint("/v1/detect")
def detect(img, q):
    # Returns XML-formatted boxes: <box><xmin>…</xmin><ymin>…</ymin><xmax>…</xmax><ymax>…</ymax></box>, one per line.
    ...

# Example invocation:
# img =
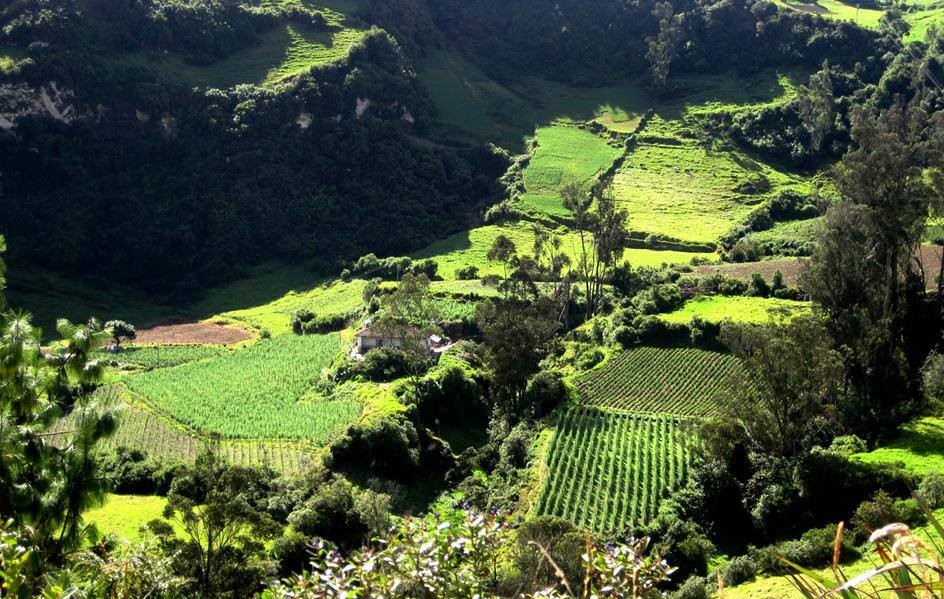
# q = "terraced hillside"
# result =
<box><xmin>575</xmin><ymin>347</ymin><xmax>743</xmax><ymax>417</ymax></box>
<box><xmin>126</xmin><ymin>334</ymin><xmax>360</xmax><ymax>440</ymax></box>
<box><xmin>535</xmin><ymin>408</ymin><xmax>692</xmax><ymax>533</ymax></box>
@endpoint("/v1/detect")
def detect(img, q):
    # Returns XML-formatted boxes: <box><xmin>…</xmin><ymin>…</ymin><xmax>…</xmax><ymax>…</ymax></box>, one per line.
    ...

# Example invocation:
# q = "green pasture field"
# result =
<box><xmin>851</xmin><ymin>417</ymin><xmax>944</xmax><ymax>475</ymax></box>
<box><xmin>535</xmin><ymin>408</ymin><xmax>691</xmax><ymax>532</ymax></box>
<box><xmin>610</xmin><ymin>117</ymin><xmax>811</xmax><ymax>245</ymax></box>
<box><xmin>127</xmin><ymin>334</ymin><xmax>360</xmax><ymax>440</ymax></box>
<box><xmin>215</xmin><ymin>279</ymin><xmax>367</xmax><ymax>335</ymax></box>
<box><xmin>575</xmin><ymin>347</ymin><xmax>742</xmax><ymax>416</ymax></box>
<box><xmin>520</xmin><ymin>124</ymin><xmax>623</xmax><ymax>216</ymax></box>
<box><xmin>661</xmin><ymin>295</ymin><xmax>812</xmax><ymax>324</ymax></box>
<box><xmin>905</xmin><ymin>8</ymin><xmax>944</xmax><ymax>41</ymax></box>
<box><xmin>86</xmin><ymin>494</ymin><xmax>172</xmax><ymax>541</ymax></box>
<box><xmin>774</xmin><ymin>0</ymin><xmax>885</xmax><ymax>28</ymax></box>
<box><xmin>103</xmin><ymin>344</ymin><xmax>226</xmax><ymax>370</ymax></box>
<box><xmin>413</xmin><ymin>224</ymin><xmax>716</xmax><ymax>279</ymax></box>
<box><xmin>745</xmin><ymin>217</ymin><xmax>822</xmax><ymax>249</ymax></box>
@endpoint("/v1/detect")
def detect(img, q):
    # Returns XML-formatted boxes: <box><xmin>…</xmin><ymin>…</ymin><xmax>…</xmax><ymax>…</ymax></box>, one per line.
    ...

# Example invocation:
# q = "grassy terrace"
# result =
<box><xmin>521</xmin><ymin>124</ymin><xmax>623</xmax><ymax>216</ymax></box>
<box><xmin>661</xmin><ymin>295</ymin><xmax>812</xmax><ymax>324</ymax></box>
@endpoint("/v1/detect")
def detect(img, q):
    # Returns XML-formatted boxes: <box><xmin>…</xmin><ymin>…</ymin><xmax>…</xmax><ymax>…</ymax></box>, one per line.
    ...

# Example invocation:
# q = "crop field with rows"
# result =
<box><xmin>575</xmin><ymin>347</ymin><xmax>743</xmax><ymax>416</ymax></box>
<box><xmin>101</xmin><ymin>344</ymin><xmax>226</xmax><ymax>370</ymax></box>
<box><xmin>53</xmin><ymin>388</ymin><xmax>313</xmax><ymax>471</ymax></box>
<box><xmin>127</xmin><ymin>334</ymin><xmax>360</xmax><ymax>440</ymax></box>
<box><xmin>535</xmin><ymin>408</ymin><xmax>691</xmax><ymax>532</ymax></box>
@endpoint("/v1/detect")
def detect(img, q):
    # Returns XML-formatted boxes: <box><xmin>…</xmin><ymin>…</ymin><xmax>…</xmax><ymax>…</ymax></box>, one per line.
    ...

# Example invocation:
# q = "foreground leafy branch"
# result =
<box><xmin>263</xmin><ymin>510</ymin><xmax>675</xmax><ymax>599</ymax></box>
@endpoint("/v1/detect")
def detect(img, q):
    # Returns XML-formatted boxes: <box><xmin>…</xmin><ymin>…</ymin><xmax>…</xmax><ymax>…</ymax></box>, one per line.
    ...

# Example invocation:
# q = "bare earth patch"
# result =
<box><xmin>135</xmin><ymin>322</ymin><xmax>253</xmax><ymax>345</ymax></box>
<box><xmin>696</xmin><ymin>258</ymin><xmax>807</xmax><ymax>287</ymax></box>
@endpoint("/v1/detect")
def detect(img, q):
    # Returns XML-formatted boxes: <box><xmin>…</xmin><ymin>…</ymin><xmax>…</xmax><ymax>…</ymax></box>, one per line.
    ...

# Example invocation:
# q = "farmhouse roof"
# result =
<box><xmin>355</xmin><ymin>324</ymin><xmax>421</xmax><ymax>338</ymax></box>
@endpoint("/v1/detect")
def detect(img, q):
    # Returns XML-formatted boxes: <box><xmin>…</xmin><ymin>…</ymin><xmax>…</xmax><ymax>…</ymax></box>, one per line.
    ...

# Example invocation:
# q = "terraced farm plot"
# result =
<box><xmin>414</xmin><ymin>224</ymin><xmax>716</xmax><ymax>280</ymax></box>
<box><xmin>217</xmin><ymin>279</ymin><xmax>367</xmax><ymax>334</ymax></box>
<box><xmin>53</xmin><ymin>389</ymin><xmax>313</xmax><ymax>471</ymax></box>
<box><xmin>696</xmin><ymin>258</ymin><xmax>807</xmax><ymax>287</ymax></box>
<box><xmin>576</xmin><ymin>347</ymin><xmax>742</xmax><ymax>416</ymax></box>
<box><xmin>103</xmin><ymin>344</ymin><xmax>225</xmax><ymax>370</ymax></box>
<box><xmin>745</xmin><ymin>217</ymin><xmax>822</xmax><ymax>254</ymax></box>
<box><xmin>521</xmin><ymin>125</ymin><xmax>623</xmax><ymax>216</ymax></box>
<box><xmin>536</xmin><ymin>408</ymin><xmax>691</xmax><ymax>532</ymax></box>
<box><xmin>127</xmin><ymin>334</ymin><xmax>360</xmax><ymax>440</ymax></box>
<box><xmin>661</xmin><ymin>295</ymin><xmax>812</xmax><ymax>325</ymax></box>
<box><xmin>611</xmin><ymin>129</ymin><xmax>806</xmax><ymax>245</ymax></box>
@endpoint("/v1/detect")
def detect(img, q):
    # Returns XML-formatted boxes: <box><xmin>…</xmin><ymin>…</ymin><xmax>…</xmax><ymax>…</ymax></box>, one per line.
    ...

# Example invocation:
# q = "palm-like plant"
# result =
<box><xmin>786</xmin><ymin>497</ymin><xmax>944</xmax><ymax>598</ymax></box>
<box><xmin>0</xmin><ymin>313</ymin><xmax>118</xmax><ymax>583</ymax></box>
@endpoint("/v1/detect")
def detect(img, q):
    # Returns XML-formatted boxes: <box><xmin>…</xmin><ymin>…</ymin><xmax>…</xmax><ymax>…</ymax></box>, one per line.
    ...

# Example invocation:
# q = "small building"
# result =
<box><xmin>352</xmin><ymin>324</ymin><xmax>454</xmax><ymax>358</ymax></box>
<box><xmin>354</xmin><ymin>325</ymin><xmax>429</xmax><ymax>355</ymax></box>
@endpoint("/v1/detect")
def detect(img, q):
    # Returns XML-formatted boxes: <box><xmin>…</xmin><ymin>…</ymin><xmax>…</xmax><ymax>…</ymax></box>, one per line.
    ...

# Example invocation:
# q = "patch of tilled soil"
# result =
<box><xmin>135</xmin><ymin>322</ymin><xmax>252</xmax><ymax>345</ymax></box>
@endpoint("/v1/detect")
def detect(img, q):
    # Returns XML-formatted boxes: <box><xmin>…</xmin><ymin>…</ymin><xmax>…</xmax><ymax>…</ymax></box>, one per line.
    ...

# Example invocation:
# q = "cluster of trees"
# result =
<box><xmin>0</xmin><ymin>11</ymin><xmax>507</xmax><ymax>294</ymax></box>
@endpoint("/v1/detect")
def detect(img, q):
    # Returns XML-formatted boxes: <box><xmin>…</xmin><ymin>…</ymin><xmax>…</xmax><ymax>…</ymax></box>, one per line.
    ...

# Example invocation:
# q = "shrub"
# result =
<box><xmin>828</xmin><ymin>435</ymin><xmax>867</xmax><ymax>457</ymax></box>
<box><xmin>669</xmin><ymin>575</ymin><xmax>711</xmax><ymax>599</ymax></box>
<box><xmin>291</xmin><ymin>310</ymin><xmax>347</xmax><ymax>335</ymax></box>
<box><xmin>923</xmin><ymin>353</ymin><xmax>944</xmax><ymax>414</ymax></box>
<box><xmin>746</xmin><ymin>273</ymin><xmax>770</xmax><ymax>297</ymax></box>
<box><xmin>271</xmin><ymin>531</ymin><xmax>309</xmax><ymax>576</ymax></box>
<box><xmin>919</xmin><ymin>472</ymin><xmax>944</xmax><ymax>509</ymax></box>
<box><xmin>456</xmin><ymin>265</ymin><xmax>480</xmax><ymax>280</ymax></box>
<box><xmin>522</xmin><ymin>370</ymin><xmax>567</xmax><ymax>419</ymax></box>
<box><xmin>355</xmin><ymin>347</ymin><xmax>412</xmax><ymax>382</ymax></box>
<box><xmin>721</xmin><ymin>555</ymin><xmax>757</xmax><ymax>586</ymax></box>
<box><xmin>328</xmin><ymin>416</ymin><xmax>421</xmax><ymax>482</ymax></box>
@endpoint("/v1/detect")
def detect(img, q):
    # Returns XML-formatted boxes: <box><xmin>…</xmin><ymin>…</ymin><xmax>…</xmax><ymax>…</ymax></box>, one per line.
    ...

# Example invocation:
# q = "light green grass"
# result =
<box><xmin>0</xmin><ymin>46</ymin><xmax>27</xmax><ymax>73</ymax></box>
<box><xmin>852</xmin><ymin>417</ymin><xmax>944</xmax><ymax>475</ymax></box>
<box><xmin>127</xmin><ymin>334</ymin><xmax>360</xmax><ymax>440</ymax></box>
<box><xmin>86</xmin><ymin>494</ymin><xmax>171</xmax><ymax>541</ymax></box>
<box><xmin>775</xmin><ymin>0</ymin><xmax>885</xmax><ymax>28</ymax></box>
<box><xmin>521</xmin><ymin>125</ymin><xmax>623</xmax><ymax>216</ymax></box>
<box><xmin>611</xmin><ymin>117</ymin><xmax>810</xmax><ymax>245</ymax></box>
<box><xmin>113</xmin><ymin>22</ymin><xmax>367</xmax><ymax>89</ymax></box>
<box><xmin>216</xmin><ymin>279</ymin><xmax>366</xmax><ymax>335</ymax></box>
<box><xmin>661</xmin><ymin>295</ymin><xmax>812</xmax><ymax>324</ymax></box>
<box><xmin>746</xmin><ymin>217</ymin><xmax>822</xmax><ymax>251</ymax></box>
<box><xmin>723</xmin><ymin>508</ymin><xmax>944</xmax><ymax>598</ymax></box>
<box><xmin>905</xmin><ymin>8</ymin><xmax>944</xmax><ymax>41</ymax></box>
<box><xmin>413</xmin><ymin>224</ymin><xmax>716</xmax><ymax>280</ymax></box>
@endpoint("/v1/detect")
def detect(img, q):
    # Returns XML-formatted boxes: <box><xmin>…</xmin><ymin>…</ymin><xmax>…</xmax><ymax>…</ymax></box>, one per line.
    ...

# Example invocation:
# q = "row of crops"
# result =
<box><xmin>99</xmin><ymin>344</ymin><xmax>226</xmax><ymax>370</ymax></box>
<box><xmin>575</xmin><ymin>346</ymin><xmax>742</xmax><ymax>416</ymax></box>
<box><xmin>126</xmin><ymin>334</ymin><xmax>361</xmax><ymax>440</ymax></box>
<box><xmin>54</xmin><ymin>389</ymin><xmax>314</xmax><ymax>472</ymax></box>
<box><xmin>535</xmin><ymin>407</ymin><xmax>691</xmax><ymax>533</ymax></box>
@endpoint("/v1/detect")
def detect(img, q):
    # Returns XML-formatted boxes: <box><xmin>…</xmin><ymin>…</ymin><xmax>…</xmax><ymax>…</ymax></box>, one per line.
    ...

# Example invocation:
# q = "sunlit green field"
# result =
<box><xmin>86</xmin><ymin>494</ymin><xmax>172</xmax><ymax>541</ymax></box>
<box><xmin>216</xmin><ymin>279</ymin><xmax>367</xmax><ymax>334</ymax></box>
<box><xmin>127</xmin><ymin>334</ymin><xmax>360</xmax><ymax>439</ymax></box>
<box><xmin>521</xmin><ymin>125</ymin><xmax>623</xmax><ymax>216</ymax></box>
<box><xmin>852</xmin><ymin>417</ymin><xmax>944</xmax><ymax>475</ymax></box>
<box><xmin>612</xmin><ymin>118</ymin><xmax>812</xmax><ymax>245</ymax></box>
<box><xmin>661</xmin><ymin>295</ymin><xmax>812</xmax><ymax>324</ymax></box>
<box><xmin>413</xmin><ymin>224</ymin><xmax>716</xmax><ymax>279</ymax></box>
<box><xmin>774</xmin><ymin>0</ymin><xmax>884</xmax><ymax>28</ymax></box>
